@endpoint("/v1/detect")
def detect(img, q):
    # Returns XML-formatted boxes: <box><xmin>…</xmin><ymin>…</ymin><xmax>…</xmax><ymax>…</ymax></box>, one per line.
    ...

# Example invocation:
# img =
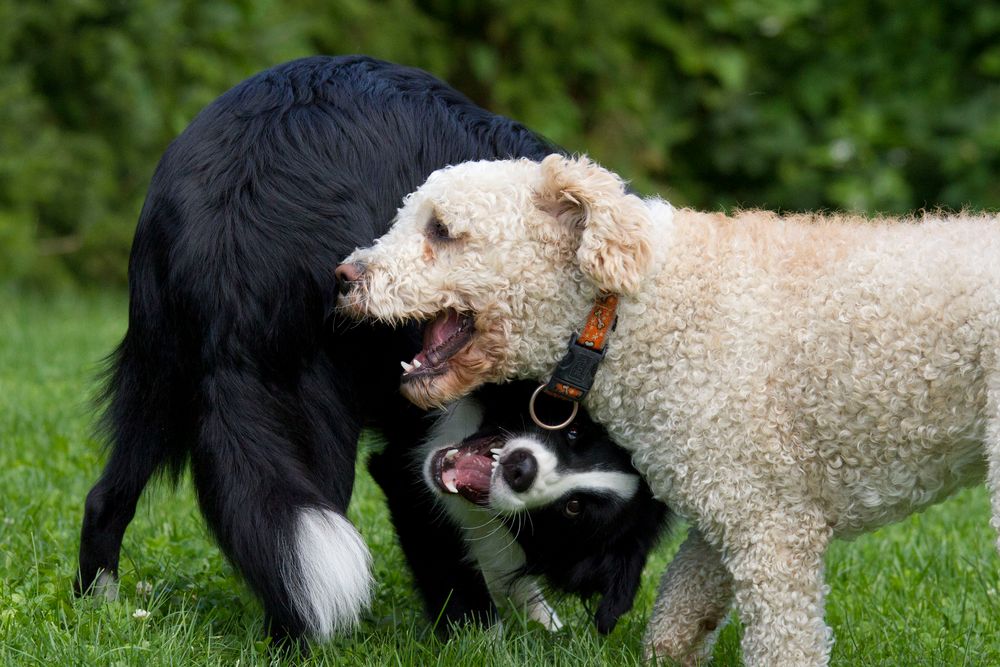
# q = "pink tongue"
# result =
<box><xmin>453</xmin><ymin>454</ymin><xmax>493</xmax><ymax>503</ymax></box>
<box><xmin>423</xmin><ymin>310</ymin><xmax>462</xmax><ymax>350</ymax></box>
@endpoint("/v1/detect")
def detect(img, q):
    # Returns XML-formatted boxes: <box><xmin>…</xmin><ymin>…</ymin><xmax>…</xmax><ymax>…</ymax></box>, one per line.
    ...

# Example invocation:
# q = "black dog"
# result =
<box><xmin>76</xmin><ymin>55</ymin><xmax>560</xmax><ymax>641</ymax></box>
<box><xmin>421</xmin><ymin>382</ymin><xmax>671</xmax><ymax>634</ymax></box>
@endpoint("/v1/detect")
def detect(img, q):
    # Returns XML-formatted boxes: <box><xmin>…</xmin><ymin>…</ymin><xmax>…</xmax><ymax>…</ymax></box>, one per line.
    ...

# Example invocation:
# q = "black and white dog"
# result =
<box><xmin>421</xmin><ymin>382</ymin><xmax>671</xmax><ymax>635</ymax></box>
<box><xmin>76</xmin><ymin>55</ymin><xmax>668</xmax><ymax>644</ymax></box>
<box><xmin>75</xmin><ymin>56</ymin><xmax>560</xmax><ymax>641</ymax></box>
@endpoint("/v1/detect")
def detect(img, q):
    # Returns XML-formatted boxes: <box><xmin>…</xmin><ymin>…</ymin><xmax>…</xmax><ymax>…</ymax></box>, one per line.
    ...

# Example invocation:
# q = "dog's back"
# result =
<box><xmin>647</xmin><ymin>209</ymin><xmax>1000</xmax><ymax>534</ymax></box>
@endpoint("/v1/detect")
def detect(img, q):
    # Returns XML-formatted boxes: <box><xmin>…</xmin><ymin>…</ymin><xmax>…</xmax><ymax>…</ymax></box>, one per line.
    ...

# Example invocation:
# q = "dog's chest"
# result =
<box><xmin>584</xmin><ymin>385</ymin><xmax>735</xmax><ymax>520</ymax></box>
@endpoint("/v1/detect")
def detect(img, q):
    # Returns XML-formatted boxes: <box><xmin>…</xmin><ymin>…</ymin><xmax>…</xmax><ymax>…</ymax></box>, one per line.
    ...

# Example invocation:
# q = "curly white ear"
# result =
<box><xmin>536</xmin><ymin>154</ymin><xmax>653</xmax><ymax>295</ymax></box>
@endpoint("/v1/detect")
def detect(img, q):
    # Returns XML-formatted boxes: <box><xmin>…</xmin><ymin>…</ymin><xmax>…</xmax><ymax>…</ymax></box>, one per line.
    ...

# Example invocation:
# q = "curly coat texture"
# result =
<box><xmin>340</xmin><ymin>155</ymin><xmax>1000</xmax><ymax>666</ymax></box>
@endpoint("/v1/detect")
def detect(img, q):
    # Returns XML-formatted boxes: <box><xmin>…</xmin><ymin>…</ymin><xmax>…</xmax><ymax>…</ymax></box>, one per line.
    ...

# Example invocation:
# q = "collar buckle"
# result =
<box><xmin>543</xmin><ymin>334</ymin><xmax>608</xmax><ymax>401</ymax></box>
<box><xmin>541</xmin><ymin>292</ymin><xmax>619</xmax><ymax>405</ymax></box>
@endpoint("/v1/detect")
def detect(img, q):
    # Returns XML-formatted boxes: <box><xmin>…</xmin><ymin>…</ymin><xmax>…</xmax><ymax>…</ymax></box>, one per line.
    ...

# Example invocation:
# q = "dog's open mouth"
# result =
<box><xmin>430</xmin><ymin>434</ymin><xmax>501</xmax><ymax>505</ymax></box>
<box><xmin>401</xmin><ymin>309</ymin><xmax>476</xmax><ymax>379</ymax></box>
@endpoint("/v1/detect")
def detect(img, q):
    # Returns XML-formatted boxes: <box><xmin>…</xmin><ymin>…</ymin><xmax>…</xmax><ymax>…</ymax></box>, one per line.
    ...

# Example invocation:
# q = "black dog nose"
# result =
<box><xmin>335</xmin><ymin>262</ymin><xmax>365</xmax><ymax>295</ymax></box>
<box><xmin>501</xmin><ymin>449</ymin><xmax>537</xmax><ymax>493</ymax></box>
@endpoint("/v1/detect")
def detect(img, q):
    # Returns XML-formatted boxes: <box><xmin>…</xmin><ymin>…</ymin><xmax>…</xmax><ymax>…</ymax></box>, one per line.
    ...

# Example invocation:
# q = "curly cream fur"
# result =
<box><xmin>644</xmin><ymin>529</ymin><xmax>733</xmax><ymax>665</ymax></box>
<box><xmin>339</xmin><ymin>155</ymin><xmax>1000</xmax><ymax>666</ymax></box>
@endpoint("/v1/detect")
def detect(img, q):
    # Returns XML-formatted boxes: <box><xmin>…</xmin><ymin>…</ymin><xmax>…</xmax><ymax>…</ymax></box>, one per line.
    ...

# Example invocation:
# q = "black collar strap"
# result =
<box><xmin>529</xmin><ymin>293</ymin><xmax>619</xmax><ymax>430</ymax></box>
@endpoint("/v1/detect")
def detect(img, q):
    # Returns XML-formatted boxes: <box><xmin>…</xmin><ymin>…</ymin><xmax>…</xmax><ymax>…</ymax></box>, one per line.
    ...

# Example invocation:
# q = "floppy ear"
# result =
<box><xmin>593</xmin><ymin>548</ymin><xmax>646</xmax><ymax>634</ymax></box>
<box><xmin>536</xmin><ymin>154</ymin><xmax>653</xmax><ymax>295</ymax></box>
<box><xmin>593</xmin><ymin>491</ymin><xmax>673</xmax><ymax>634</ymax></box>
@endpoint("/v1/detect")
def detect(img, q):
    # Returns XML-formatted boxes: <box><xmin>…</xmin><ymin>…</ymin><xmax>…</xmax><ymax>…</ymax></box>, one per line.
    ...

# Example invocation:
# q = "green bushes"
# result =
<box><xmin>3</xmin><ymin>0</ymin><xmax>998</xmax><ymax>286</ymax></box>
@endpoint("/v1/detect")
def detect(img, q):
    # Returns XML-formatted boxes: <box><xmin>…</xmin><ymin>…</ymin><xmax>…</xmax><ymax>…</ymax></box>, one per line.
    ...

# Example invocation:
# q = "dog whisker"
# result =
<box><xmin>419</xmin><ymin>386</ymin><xmax>671</xmax><ymax>635</ymax></box>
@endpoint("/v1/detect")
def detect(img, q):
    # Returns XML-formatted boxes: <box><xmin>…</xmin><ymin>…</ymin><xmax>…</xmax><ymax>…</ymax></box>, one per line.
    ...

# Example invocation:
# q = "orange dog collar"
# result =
<box><xmin>529</xmin><ymin>293</ymin><xmax>619</xmax><ymax>430</ymax></box>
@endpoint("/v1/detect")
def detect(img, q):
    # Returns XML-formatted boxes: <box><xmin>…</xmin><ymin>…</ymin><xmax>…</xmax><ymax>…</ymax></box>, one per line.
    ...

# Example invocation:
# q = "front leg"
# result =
<box><xmin>645</xmin><ymin>528</ymin><xmax>733</xmax><ymax>665</ymax></box>
<box><xmin>725</xmin><ymin>518</ymin><xmax>833</xmax><ymax>667</ymax></box>
<box><xmin>487</xmin><ymin>572</ymin><xmax>563</xmax><ymax>631</ymax></box>
<box><xmin>459</xmin><ymin>506</ymin><xmax>562</xmax><ymax>631</ymax></box>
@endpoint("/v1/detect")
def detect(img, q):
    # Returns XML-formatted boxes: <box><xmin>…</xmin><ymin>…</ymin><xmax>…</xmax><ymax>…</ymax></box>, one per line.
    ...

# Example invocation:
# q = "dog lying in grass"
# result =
<box><xmin>337</xmin><ymin>154</ymin><xmax>1000</xmax><ymax>665</ymax></box>
<box><xmin>420</xmin><ymin>381</ymin><xmax>670</xmax><ymax>634</ymax></box>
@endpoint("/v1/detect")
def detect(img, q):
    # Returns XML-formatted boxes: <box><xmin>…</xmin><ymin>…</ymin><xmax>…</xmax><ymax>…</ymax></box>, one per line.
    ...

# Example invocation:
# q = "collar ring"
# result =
<box><xmin>528</xmin><ymin>383</ymin><xmax>579</xmax><ymax>431</ymax></box>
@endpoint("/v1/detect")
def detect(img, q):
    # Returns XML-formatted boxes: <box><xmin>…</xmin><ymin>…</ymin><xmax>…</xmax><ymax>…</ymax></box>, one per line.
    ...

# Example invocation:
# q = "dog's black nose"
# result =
<box><xmin>501</xmin><ymin>449</ymin><xmax>537</xmax><ymax>493</ymax></box>
<box><xmin>335</xmin><ymin>262</ymin><xmax>365</xmax><ymax>295</ymax></box>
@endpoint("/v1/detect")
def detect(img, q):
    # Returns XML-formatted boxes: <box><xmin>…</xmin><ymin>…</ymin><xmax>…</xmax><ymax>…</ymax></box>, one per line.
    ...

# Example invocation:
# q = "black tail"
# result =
<box><xmin>191</xmin><ymin>364</ymin><xmax>372</xmax><ymax>639</ymax></box>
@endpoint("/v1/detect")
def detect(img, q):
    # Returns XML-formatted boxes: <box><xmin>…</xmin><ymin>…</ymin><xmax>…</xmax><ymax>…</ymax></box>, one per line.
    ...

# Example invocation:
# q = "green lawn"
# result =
<box><xmin>1</xmin><ymin>288</ymin><xmax>998</xmax><ymax>666</ymax></box>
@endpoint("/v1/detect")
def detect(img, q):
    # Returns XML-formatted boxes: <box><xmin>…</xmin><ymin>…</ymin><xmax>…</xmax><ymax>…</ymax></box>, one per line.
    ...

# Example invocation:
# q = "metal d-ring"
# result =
<box><xmin>529</xmin><ymin>383</ymin><xmax>578</xmax><ymax>431</ymax></box>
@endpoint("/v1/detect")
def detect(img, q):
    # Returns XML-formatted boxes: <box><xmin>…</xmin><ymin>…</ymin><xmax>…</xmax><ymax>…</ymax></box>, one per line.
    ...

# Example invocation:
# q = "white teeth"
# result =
<box><xmin>490</xmin><ymin>448</ymin><xmax>502</xmax><ymax>455</ymax></box>
<box><xmin>444</xmin><ymin>479</ymin><xmax>458</xmax><ymax>493</ymax></box>
<box><xmin>444</xmin><ymin>449</ymin><xmax>459</xmax><ymax>461</ymax></box>
<box><xmin>401</xmin><ymin>358</ymin><xmax>423</xmax><ymax>373</ymax></box>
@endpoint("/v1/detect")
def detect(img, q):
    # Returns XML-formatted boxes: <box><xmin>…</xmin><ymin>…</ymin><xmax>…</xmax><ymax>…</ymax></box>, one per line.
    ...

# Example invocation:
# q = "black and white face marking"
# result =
<box><xmin>418</xmin><ymin>381</ymin><xmax>671</xmax><ymax>636</ymax></box>
<box><xmin>417</xmin><ymin>395</ymin><xmax>563</xmax><ymax>631</ymax></box>
<box><xmin>488</xmin><ymin>434</ymin><xmax>640</xmax><ymax>513</ymax></box>
<box><xmin>420</xmin><ymin>394</ymin><xmax>642</xmax><ymax>517</ymax></box>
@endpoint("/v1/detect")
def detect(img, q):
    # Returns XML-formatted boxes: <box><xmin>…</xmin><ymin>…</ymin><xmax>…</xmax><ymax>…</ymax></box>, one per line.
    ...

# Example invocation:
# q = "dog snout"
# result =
<box><xmin>335</xmin><ymin>262</ymin><xmax>366</xmax><ymax>295</ymax></box>
<box><xmin>500</xmin><ymin>449</ymin><xmax>537</xmax><ymax>493</ymax></box>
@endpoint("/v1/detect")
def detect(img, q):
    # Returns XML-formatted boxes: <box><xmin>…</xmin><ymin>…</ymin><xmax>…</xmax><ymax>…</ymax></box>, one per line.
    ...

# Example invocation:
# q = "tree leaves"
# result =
<box><xmin>2</xmin><ymin>0</ymin><xmax>998</xmax><ymax>286</ymax></box>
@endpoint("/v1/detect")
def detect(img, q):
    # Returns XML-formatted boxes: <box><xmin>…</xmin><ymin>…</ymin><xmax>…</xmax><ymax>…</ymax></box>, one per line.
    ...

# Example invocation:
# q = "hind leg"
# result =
<box><xmin>332</xmin><ymin>325</ymin><xmax>497</xmax><ymax>633</ymax></box>
<box><xmin>76</xmin><ymin>442</ymin><xmax>168</xmax><ymax>599</ymax></box>
<box><xmin>645</xmin><ymin>529</ymin><xmax>734</xmax><ymax>665</ymax></box>
<box><xmin>76</xmin><ymin>338</ymin><xmax>186</xmax><ymax>599</ymax></box>
<box><xmin>986</xmin><ymin>377</ymin><xmax>1000</xmax><ymax>554</ymax></box>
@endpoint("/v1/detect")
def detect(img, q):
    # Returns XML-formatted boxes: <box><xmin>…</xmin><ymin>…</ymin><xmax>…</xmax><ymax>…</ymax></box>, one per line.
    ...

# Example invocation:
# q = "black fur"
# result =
<box><xmin>76</xmin><ymin>55</ymin><xmax>559</xmax><ymax>641</ymax></box>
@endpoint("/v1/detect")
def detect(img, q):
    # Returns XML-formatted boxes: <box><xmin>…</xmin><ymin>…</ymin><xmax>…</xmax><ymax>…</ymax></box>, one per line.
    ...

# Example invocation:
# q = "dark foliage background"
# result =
<box><xmin>2</xmin><ymin>0</ymin><xmax>998</xmax><ymax>286</ymax></box>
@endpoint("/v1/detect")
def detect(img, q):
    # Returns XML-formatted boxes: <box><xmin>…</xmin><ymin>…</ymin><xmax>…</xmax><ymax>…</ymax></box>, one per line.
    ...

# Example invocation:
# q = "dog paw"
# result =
<box><xmin>93</xmin><ymin>570</ymin><xmax>120</xmax><ymax>601</ymax></box>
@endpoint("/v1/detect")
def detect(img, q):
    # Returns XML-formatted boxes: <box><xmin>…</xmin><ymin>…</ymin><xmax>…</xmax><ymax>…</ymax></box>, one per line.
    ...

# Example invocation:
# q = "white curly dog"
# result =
<box><xmin>337</xmin><ymin>154</ymin><xmax>1000</xmax><ymax>666</ymax></box>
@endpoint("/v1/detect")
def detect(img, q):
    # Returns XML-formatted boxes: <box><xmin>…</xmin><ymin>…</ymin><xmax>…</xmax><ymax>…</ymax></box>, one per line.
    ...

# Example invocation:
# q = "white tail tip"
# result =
<box><xmin>288</xmin><ymin>508</ymin><xmax>373</xmax><ymax>640</ymax></box>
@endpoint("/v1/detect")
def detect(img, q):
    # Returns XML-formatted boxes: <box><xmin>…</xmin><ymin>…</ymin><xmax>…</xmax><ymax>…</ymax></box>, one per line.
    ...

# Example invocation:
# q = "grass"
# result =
<box><xmin>1</xmin><ymin>288</ymin><xmax>999</xmax><ymax>666</ymax></box>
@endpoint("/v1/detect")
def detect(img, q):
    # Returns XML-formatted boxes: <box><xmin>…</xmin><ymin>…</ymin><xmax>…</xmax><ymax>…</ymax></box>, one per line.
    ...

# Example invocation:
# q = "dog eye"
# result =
<box><xmin>563</xmin><ymin>498</ymin><xmax>582</xmax><ymax>517</ymax></box>
<box><xmin>427</xmin><ymin>214</ymin><xmax>452</xmax><ymax>242</ymax></box>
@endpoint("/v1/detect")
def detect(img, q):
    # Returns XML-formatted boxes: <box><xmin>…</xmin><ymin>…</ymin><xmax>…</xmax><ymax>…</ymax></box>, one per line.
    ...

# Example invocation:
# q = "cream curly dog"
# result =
<box><xmin>336</xmin><ymin>155</ymin><xmax>1000</xmax><ymax>666</ymax></box>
